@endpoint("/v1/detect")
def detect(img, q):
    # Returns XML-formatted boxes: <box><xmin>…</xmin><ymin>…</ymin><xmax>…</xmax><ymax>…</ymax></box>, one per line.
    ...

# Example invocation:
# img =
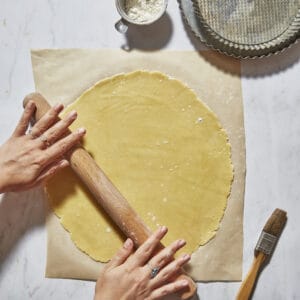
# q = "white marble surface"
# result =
<box><xmin>0</xmin><ymin>1</ymin><xmax>300</xmax><ymax>299</ymax></box>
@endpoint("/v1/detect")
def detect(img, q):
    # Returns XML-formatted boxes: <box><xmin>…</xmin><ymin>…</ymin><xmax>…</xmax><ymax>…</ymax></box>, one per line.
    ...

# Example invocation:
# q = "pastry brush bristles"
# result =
<box><xmin>263</xmin><ymin>208</ymin><xmax>287</xmax><ymax>237</ymax></box>
<box><xmin>255</xmin><ymin>209</ymin><xmax>287</xmax><ymax>256</ymax></box>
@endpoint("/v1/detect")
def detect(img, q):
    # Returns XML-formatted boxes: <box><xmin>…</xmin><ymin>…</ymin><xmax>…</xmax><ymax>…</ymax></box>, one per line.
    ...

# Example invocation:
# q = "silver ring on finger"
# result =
<box><xmin>28</xmin><ymin>128</ymin><xmax>38</xmax><ymax>139</ymax></box>
<box><xmin>39</xmin><ymin>134</ymin><xmax>50</xmax><ymax>147</ymax></box>
<box><xmin>147</xmin><ymin>263</ymin><xmax>160</xmax><ymax>279</ymax></box>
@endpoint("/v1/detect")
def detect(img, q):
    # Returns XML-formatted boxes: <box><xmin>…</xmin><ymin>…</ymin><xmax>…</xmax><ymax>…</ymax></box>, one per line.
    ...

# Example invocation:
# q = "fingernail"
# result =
<box><xmin>60</xmin><ymin>160</ymin><xmax>69</xmax><ymax>167</ymax></box>
<box><xmin>182</xmin><ymin>254</ymin><xmax>190</xmax><ymax>261</ymax></box>
<box><xmin>69</xmin><ymin>110</ymin><xmax>77</xmax><ymax>119</ymax></box>
<box><xmin>124</xmin><ymin>238</ymin><xmax>132</xmax><ymax>249</ymax></box>
<box><xmin>77</xmin><ymin>127</ymin><xmax>86</xmax><ymax>134</ymax></box>
<box><xmin>54</xmin><ymin>103</ymin><xmax>64</xmax><ymax>111</ymax></box>
<box><xmin>181</xmin><ymin>280</ymin><xmax>189</xmax><ymax>287</ymax></box>
<box><xmin>178</xmin><ymin>239</ymin><xmax>186</xmax><ymax>247</ymax></box>
<box><xmin>160</xmin><ymin>226</ymin><xmax>167</xmax><ymax>234</ymax></box>
<box><xmin>27</xmin><ymin>100</ymin><xmax>35</xmax><ymax>108</ymax></box>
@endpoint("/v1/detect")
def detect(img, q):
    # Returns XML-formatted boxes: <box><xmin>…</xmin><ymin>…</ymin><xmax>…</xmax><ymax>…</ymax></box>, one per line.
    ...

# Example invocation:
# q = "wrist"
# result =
<box><xmin>0</xmin><ymin>170</ymin><xmax>10</xmax><ymax>194</ymax></box>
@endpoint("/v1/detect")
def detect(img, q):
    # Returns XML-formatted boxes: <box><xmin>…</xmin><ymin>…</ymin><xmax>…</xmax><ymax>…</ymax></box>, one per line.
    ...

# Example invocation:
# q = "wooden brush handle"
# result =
<box><xmin>236</xmin><ymin>252</ymin><xmax>266</xmax><ymax>300</ymax></box>
<box><xmin>23</xmin><ymin>93</ymin><xmax>197</xmax><ymax>300</ymax></box>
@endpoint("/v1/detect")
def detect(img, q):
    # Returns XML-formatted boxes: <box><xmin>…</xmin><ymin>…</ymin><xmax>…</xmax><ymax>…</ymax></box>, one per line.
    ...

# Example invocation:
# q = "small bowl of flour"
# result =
<box><xmin>115</xmin><ymin>0</ymin><xmax>168</xmax><ymax>33</ymax></box>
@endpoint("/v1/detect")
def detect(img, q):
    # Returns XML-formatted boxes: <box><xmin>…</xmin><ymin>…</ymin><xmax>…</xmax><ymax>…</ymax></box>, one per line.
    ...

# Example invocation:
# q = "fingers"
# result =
<box><xmin>150</xmin><ymin>253</ymin><xmax>191</xmax><ymax>288</ymax></box>
<box><xmin>42</xmin><ymin>110</ymin><xmax>77</xmax><ymax>145</ymax></box>
<box><xmin>147</xmin><ymin>239</ymin><xmax>186</xmax><ymax>274</ymax></box>
<box><xmin>19</xmin><ymin>102</ymin><xmax>85</xmax><ymax>171</ymax></box>
<box><xmin>13</xmin><ymin>101</ymin><xmax>36</xmax><ymax>137</ymax></box>
<box><xmin>128</xmin><ymin>226</ymin><xmax>168</xmax><ymax>268</ymax></box>
<box><xmin>30</xmin><ymin>103</ymin><xmax>64</xmax><ymax>137</ymax></box>
<box><xmin>148</xmin><ymin>278</ymin><xmax>190</xmax><ymax>300</ymax></box>
<box><xmin>106</xmin><ymin>238</ymin><xmax>134</xmax><ymax>270</ymax></box>
<box><xmin>42</xmin><ymin>128</ymin><xmax>86</xmax><ymax>163</ymax></box>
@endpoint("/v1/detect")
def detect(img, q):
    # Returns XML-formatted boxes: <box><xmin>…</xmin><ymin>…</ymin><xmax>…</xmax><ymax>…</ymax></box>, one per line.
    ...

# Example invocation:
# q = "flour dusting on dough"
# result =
<box><xmin>46</xmin><ymin>71</ymin><xmax>233</xmax><ymax>262</ymax></box>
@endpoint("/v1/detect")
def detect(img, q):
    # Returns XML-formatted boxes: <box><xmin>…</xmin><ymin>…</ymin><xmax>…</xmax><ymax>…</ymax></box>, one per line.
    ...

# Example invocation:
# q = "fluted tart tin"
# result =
<box><xmin>179</xmin><ymin>0</ymin><xmax>300</xmax><ymax>58</ymax></box>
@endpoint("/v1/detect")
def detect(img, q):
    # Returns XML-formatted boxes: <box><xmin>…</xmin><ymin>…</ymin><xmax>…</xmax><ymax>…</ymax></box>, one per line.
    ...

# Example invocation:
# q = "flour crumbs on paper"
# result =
<box><xmin>125</xmin><ymin>0</ymin><xmax>164</xmax><ymax>23</ymax></box>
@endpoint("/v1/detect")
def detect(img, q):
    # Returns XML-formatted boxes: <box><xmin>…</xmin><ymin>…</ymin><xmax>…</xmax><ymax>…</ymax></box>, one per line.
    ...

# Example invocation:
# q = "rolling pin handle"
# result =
<box><xmin>23</xmin><ymin>93</ymin><xmax>53</xmax><ymax>120</ymax></box>
<box><xmin>178</xmin><ymin>275</ymin><xmax>197</xmax><ymax>300</ymax></box>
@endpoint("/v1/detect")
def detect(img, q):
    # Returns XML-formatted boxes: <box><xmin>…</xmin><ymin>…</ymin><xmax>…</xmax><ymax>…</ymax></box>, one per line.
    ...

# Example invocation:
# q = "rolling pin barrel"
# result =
<box><xmin>23</xmin><ymin>93</ymin><xmax>197</xmax><ymax>299</ymax></box>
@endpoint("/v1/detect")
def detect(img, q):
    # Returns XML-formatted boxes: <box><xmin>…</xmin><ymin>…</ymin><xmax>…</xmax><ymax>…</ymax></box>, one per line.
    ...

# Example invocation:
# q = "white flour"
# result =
<box><xmin>125</xmin><ymin>0</ymin><xmax>164</xmax><ymax>23</ymax></box>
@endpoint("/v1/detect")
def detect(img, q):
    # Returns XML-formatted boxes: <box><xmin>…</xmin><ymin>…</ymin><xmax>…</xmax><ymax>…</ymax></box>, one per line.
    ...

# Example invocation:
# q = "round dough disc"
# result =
<box><xmin>46</xmin><ymin>71</ymin><xmax>233</xmax><ymax>262</ymax></box>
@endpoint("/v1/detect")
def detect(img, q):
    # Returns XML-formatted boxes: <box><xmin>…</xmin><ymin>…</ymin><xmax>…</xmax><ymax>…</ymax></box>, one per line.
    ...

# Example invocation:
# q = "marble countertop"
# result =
<box><xmin>0</xmin><ymin>1</ymin><xmax>299</xmax><ymax>299</ymax></box>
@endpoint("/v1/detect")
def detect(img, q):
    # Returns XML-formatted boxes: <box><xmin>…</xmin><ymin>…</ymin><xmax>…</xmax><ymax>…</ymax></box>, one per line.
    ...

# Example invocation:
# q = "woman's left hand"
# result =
<box><xmin>94</xmin><ymin>226</ymin><xmax>191</xmax><ymax>300</ymax></box>
<box><xmin>0</xmin><ymin>100</ymin><xmax>86</xmax><ymax>193</ymax></box>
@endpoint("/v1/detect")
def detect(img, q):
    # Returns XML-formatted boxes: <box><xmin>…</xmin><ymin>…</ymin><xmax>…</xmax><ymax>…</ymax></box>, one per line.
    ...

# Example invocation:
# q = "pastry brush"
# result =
<box><xmin>236</xmin><ymin>208</ymin><xmax>287</xmax><ymax>300</ymax></box>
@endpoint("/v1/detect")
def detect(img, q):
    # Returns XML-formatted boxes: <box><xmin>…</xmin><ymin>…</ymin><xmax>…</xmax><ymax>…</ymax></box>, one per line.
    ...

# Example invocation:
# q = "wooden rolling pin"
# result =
<box><xmin>23</xmin><ymin>93</ymin><xmax>197</xmax><ymax>300</ymax></box>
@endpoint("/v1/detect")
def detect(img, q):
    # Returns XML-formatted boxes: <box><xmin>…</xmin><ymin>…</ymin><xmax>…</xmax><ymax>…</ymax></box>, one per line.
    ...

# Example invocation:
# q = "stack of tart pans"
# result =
<box><xmin>178</xmin><ymin>0</ymin><xmax>300</xmax><ymax>58</ymax></box>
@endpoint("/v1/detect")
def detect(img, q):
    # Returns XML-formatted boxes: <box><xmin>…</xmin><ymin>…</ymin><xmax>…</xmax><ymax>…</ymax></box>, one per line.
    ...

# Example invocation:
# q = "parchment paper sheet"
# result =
<box><xmin>31</xmin><ymin>49</ymin><xmax>245</xmax><ymax>282</ymax></box>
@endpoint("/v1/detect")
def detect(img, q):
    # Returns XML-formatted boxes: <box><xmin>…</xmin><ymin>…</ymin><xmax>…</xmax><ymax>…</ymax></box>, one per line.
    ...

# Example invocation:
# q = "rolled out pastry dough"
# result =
<box><xmin>46</xmin><ymin>71</ymin><xmax>233</xmax><ymax>262</ymax></box>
